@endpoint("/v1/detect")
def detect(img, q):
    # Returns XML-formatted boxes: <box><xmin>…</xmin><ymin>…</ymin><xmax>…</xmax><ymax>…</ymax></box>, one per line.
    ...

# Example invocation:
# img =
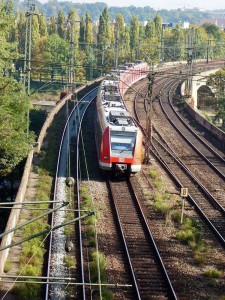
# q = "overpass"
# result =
<box><xmin>182</xmin><ymin>68</ymin><xmax>220</xmax><ymax>109</ymax></box>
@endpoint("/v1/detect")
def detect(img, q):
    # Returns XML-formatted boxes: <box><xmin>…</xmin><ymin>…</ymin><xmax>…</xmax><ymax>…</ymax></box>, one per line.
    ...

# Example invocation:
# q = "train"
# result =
<box><xmin>95</xmin><ymin>61</ymin><xmax>149</xmax><ymax>174</ymax></box>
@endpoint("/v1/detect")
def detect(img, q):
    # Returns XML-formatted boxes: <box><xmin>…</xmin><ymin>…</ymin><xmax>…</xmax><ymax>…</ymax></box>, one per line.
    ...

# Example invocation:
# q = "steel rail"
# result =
<box><xmin>45</xmin><ymin>87</ymin><xmax>98</xmax><ymax>300</ymax></box>
<box><xmin>109</xmin><ymin>179</ymin><xmax>177</xmax><ymax>299</ymax></box>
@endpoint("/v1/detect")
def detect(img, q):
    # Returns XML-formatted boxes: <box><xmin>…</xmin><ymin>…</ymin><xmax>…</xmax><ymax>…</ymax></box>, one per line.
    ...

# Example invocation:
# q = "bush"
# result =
<box><xmin>90</xmin><ymin>251</ymin><xmax>107</xmax><ymax>283</ymax></box>
<box><xmin>194</xmin><ymin>252</ymin><xmax>207</xmax><ymax>265</ymax></box>
<box><xmin>153</xmin><ymin>193</ymin><xmax>173</xmax><ymax>214</ymax></box>
<box><xmin>204</xmin><ymin>267</ymin><xmax>221</xmax><ymax>279</ymax></box>
<box><xmin>148</xmin><ymin>170</ymin><xmax>157</xmax><ymax>179</ymax></box>
<box><xmin>12</xmin><ymin>282</ymin><xmax>40</xmax><ymax>300</ymax></box>
<box><xmin>176</xmin><ymin>229</ymin><xmax>196</xmax><ymax>243</ymax></box>
<box><xmin>4</xmin><ymin>259</ymin><xmax>13</xmax><ymax>273</ymax></box>
<box><xmin>64</xmin><ymin>256</ymin><xmax>76</xmax><ymax>269</ymax></box>
<box><xmin>154</xmin><ymin>179</ymin><xmax>163</xmax><ymax>189</ymax></box>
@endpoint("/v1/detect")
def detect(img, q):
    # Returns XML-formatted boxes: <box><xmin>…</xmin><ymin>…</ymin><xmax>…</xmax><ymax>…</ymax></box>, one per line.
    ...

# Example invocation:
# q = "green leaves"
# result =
<box><xmin>0</xmin><ymin>77</ymin><xmax>33</xmax><ymax>176</ymax></box>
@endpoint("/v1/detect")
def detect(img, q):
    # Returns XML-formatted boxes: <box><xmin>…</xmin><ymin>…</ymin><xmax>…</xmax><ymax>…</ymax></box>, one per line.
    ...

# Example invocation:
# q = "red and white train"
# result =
<box><xmin>95</xmin><ymin>61</ymin><xmax>148</xmax><ymax>174</ymax></box>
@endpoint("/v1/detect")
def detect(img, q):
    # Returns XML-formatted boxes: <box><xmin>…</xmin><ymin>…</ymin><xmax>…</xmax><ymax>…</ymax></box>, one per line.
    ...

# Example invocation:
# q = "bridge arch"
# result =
<box><xmin>197</xmin><ymin>85</ymin><xmax>214</xmax><ymax>109</ymax></box>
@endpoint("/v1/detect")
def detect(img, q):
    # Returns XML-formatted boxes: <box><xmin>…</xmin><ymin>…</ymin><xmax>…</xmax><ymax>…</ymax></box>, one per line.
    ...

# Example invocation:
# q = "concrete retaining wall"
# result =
<box><xmin>0</xmin><ymin>150</ymin><xmax>33</xmax><ymax>276</ymax></box>
<box><xmin>185</xmin><ymin>101</ymin><xmax>225</xmax><ymax>147</ymax></box>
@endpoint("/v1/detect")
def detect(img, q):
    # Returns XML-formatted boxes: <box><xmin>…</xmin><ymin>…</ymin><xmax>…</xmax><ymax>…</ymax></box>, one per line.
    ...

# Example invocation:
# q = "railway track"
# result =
<box><xmin>109</xmin><ymin>178</ymin><xmax>177</xmax><ymax>300</ymax></box>
<box><xmin>151</xmin><ymin>134</ymin><xmax>225</xmax><ymax>245</ymax></box>
<box><xmin>159</xmin><ymin>78</ymin><xmax>225</xmax><ymax>179</ymax></box>
<box><xmin>45</xmin><ymin>88</ymin><xmax>98</xmax><ymax>300</ymax></box>
<box><xmin>131</xmin><ymin>61</ymin><xmax>225</xmax><ymax>247</ymax></box>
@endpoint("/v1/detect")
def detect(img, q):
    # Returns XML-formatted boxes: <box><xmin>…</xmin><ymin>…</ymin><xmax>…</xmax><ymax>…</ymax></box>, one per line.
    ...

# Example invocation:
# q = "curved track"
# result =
<box><xmin>132</xmin><ymin>60</ymin><xmax>225</xmax><ymax>247</ymax></box>
<box><xmin>45</xmin><ymin>88</ymin><xmax>98</xmax><ymax>300</ymax></box>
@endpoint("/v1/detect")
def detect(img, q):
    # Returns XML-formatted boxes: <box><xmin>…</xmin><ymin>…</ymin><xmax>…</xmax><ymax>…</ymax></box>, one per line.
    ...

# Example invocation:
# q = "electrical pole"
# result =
<box><xmin>144</xmin><ymin>62</ymin><xmax>154</xmax><ymax>164</ymax></box>
<box><xmin>23</xmin><ymin>0</ymin><xmax>35</xmax><ymax>137</ymax></box>
<box><xmin>159</xmin><ymin>26</ymin><xmax>164</xmax><ymax>63</ymax></box>
<box><xmin>68</xmin><ymin>20</ymin><xmax>75</xmax><ymax>94</ymax></box>
<box><xmin>185</xmin><ymin>28</ymin><xmax>194</xmax><ymax>97</ymax></box>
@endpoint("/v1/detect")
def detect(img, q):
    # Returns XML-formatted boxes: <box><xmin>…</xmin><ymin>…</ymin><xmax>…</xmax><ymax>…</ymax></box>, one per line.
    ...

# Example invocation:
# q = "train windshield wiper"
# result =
<box><xmin>120</xmin><ymin>146</ymin><xmax>130</xmax><ymax>153</ymax></box>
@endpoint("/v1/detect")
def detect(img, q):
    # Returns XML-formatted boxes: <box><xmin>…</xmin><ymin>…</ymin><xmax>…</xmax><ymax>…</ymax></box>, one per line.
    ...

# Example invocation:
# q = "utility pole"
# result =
<box><xmin>23</xmin><ymin>0</ymin><xmax>35</xmax><ymax>137</ymax></box>
<box><xmin>68</xmin><ymin>20</ymin><xmax>80</xmax><ymax>96</ymax></box>
<box><xmin>159</xmin><ymin>25</ymin><xmax>164</xmax><ymax>63</ymax></box>
<box><xmin>185</xmin><ymin>28</ymin><xmax>194</xmax><ymax>97</ymax></box>
<box><xmin>144</xmin><ymin>62</ymin><xmax>154</xmax><ymax>164</ymax></box>
<box><xmin>68</xmin><ymin>20</ymin><xmax>75</xmax><ymax>94</ymax></box>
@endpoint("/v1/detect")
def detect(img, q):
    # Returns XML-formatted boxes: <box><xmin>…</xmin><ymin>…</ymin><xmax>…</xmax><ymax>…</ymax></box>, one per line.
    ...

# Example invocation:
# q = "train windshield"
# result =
<box><xmin>110</xmin><ymin>132</ymin><xmax>136</xmax><ymax>154</ymax></box>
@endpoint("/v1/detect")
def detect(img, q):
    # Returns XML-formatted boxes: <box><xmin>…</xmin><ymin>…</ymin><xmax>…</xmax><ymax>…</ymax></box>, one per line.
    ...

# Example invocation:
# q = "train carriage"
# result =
<box><xmin>95</xmin><ymin>61</ymin><xmax>148</xmax><ymax>174</ymax></box>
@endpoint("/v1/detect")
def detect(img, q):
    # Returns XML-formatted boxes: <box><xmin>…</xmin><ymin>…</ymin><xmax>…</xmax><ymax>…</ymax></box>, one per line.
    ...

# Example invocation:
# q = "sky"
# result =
<box><xmin>37</xmin><ymin>0</ymin><xmax>225</xmax><ymax>10</ymax></box>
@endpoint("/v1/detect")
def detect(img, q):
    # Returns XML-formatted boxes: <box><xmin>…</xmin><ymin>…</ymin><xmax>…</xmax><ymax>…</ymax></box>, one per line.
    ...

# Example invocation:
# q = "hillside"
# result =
<box><xmin>15</xmin><ymin>0</ymin><xmax>225</xmax><ymax>24</ymax></box>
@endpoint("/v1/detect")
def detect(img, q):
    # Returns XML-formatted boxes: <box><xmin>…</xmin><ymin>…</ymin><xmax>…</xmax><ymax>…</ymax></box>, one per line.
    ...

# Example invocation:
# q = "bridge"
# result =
<box><xmin>182</xmin><ymin>69</ymin><xmax>220</xmax><ymax>109</ymax></box>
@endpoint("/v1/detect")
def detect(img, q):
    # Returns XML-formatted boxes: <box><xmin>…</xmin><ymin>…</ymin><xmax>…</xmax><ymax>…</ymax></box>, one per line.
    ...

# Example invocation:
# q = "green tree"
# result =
<box><xmin>115</xmin><ymin>13</ymin><xmax>126</xmax><ymax>64</ymax></box>
<box><xmin>207</xmin><ymin>69</ymin><xmax>225</xmax><ymax>128</ymax></box>
<box><xmin>202</xmin><ymin>23</ymin><xmax>222</xmax><ymax>39</ymax></box>
<box><xmin>57</xmin><ymin>9</ymin><xmax>65</xmax><ymax>39</ymax></box>
<box><xmin>0</xmin><ymin>0</ymin><xmax>17</xmax><ymax>71</ymax></box>
<box><xmin>0</xmin><ymin>78</ymin><xmax>33</xmax><ymax>176</ymax></box>
<box><xmin>130</xmin><ymin>15</ymin><xmax>139</xmax><ymax>60</ymax></box>
<box><xmin>48</xmin><ymin>16</ymin><xmax>57</xmax><ymax>35</ymax></box>
<box><xmin>79</xmin><ymin>16</ymin><xmax>85</xmax><ymax>47</ymax></box>
<box><xmin>154</xmin><ymin>14</ymin><xmax>162</xmax><ymax>41</ymax></box>
<box><xmin>97</xmin><ymin>8</ymin><xmax>111</xmax><ymax>46</ymax></box>
<box><xmin>39</xmin><ymin>14</ymin><xmax>48</xmax><ymax>37</ymax></box>
<box><xmin>145</xmin><ymin>19</ymin><xmax>155</xmax><ymax>39</ymax></box>
<box><xmin>85</xmin><ymin>11</ymin><xmax>93</xmax><ymax>45</ymax></box>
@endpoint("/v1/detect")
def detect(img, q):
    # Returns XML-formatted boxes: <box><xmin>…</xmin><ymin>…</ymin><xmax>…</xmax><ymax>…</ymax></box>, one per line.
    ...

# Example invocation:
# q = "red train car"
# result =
<box><xmin>95</xmin><ymin>61</ymin><xmax>147</xmax><ymax>174</ymax></box>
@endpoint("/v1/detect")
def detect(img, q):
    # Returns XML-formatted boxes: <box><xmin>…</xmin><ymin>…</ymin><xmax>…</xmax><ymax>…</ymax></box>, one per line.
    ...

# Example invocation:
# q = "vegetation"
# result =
<box><xmin>0</xmin><ymin>0</ymin><xmax>225</xmax><ymax>179</ymax></box>
<box><xmin>206</xmin><ymin>69</ymin><xmax>225</xmax><ymax>129</ymax></box>
<box><xmin>147</xmin><ymin>168</ymin><xmax>211</xmax><ymax>267</ymax></box>
<box><xmin>12</xmin><ymin>165</ymin><xmax>52</xmax><ymax>299</ymax></box>
<box><xmin>204</xmin><ymin>267</ymin><xmax>222</xmax><ymax>278</ymax></box>
<box><xmin>80</xmin><ymin>185</ymin><xmax>112</xmax><ymax>300</ymax></box>
<box><xmin>14</xmin><ymin>1</ymin><xmax>221</xmax><ymax>24</ymax></box>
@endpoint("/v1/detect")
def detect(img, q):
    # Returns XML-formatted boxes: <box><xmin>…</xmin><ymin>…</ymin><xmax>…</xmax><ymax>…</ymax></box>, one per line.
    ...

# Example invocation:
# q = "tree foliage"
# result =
<box><xmin>207</xmin><ymin>69</ymin><xmax>225</xmax><ymax>128</ymax></box>
<box><xmin>0</xmin><ymin>78</ymin><xmax>33</xmax><ymax>176</ymax></box>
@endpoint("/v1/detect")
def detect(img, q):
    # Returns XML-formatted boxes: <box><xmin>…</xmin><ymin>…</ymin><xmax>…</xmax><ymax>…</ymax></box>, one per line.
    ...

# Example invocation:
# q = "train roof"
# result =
<box><xmin>98</xmin><ymin>71</ymin><xmax>137</xmax><ymax>131</ymax></box>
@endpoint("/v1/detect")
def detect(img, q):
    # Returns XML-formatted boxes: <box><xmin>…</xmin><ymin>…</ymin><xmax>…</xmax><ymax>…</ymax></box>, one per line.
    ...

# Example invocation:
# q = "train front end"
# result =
<box><xmin>99</xmin><ymin>111</ymin><xmax>142</xmax><ymax>174</ymax></box>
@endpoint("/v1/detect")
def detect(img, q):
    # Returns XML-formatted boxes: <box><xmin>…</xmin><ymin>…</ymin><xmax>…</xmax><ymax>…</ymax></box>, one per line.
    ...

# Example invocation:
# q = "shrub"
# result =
<box><xmin>154</xmin><ymin>179</ymin><xmax>163</xmax><ymax>189</ymax></box>
<box><xmin>194</xmin><ymin>252</ymin><xmax>207</xmax><ymax>265</ymax></box>
<box><xmin>153</xmin><ymin>193</ymin><xmax>173</xmax><ymax>214</ymax></box>
<box><xmin>4</xmin><ymin>259</ymin><xmax>13</xmax><ymax>273</ymax></box>
<box><xmin>90</xmin><ymin>251</ymin><xmax>107</xmax><ymax>283</ymax></box>
<box><xmin>12</xmin><ymin>282</ymin><xmax>40</xmax><ymax>300</ymax></box>
<box><xmin>64</xmin><ymin>256</ymin><xmax>76</xmax><ymax>269</ymax></box>
<box><xmin>176</xmin><ymin>229</ymin><xmax>196</xmax><ymax>243</ymax></box>
<box><xmin>148</xmin><ymin>170</ymin><xmax>157</xmax><ymax>179</ymax></box>
<box><xmin>204</xmin><ymin>267</ymin><xmax>222</xmax><ymax>279</ymax></box>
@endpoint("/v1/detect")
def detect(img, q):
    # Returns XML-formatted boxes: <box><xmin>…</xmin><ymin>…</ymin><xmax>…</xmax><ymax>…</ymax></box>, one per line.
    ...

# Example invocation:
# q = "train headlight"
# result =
<box><xmin>104</xmin><ymin>156</ymin><xmax>110</xmax><ymax>160</ymax></box>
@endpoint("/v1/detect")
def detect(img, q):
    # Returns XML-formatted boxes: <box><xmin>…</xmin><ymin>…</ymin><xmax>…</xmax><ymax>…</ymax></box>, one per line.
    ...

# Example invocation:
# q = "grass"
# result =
<box><xmin>79</xmin><ymin>183</ymin><xmax>112</xmax><ymax>298</ymax></box>
<box><xmin>148</xmin><ymin>170</ymin><xmax>158</xmax><ymax>179</ymax></box>
<box><xmin>4</xmin><ymin>259</ymin><xmax>13</xmax><ymax>273</ymax></box>
<box><xmin>153</xmin><ymin>193</ymin><xmax>174</xmax><ymax>215</ymax></box>
<box><xmin>64</xmin><ymin>256</ymin><xmax>76</xmax><ymax>269</ymax></box>
<box><xmin>176</xmin><ymin>217</ymin><xmax>201</xmax><ymax>244</ymax></box>
<box><xmin>204</xmin><ymin>267</ymin><xmax>222</xmax><ymax>279</ymax></box>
